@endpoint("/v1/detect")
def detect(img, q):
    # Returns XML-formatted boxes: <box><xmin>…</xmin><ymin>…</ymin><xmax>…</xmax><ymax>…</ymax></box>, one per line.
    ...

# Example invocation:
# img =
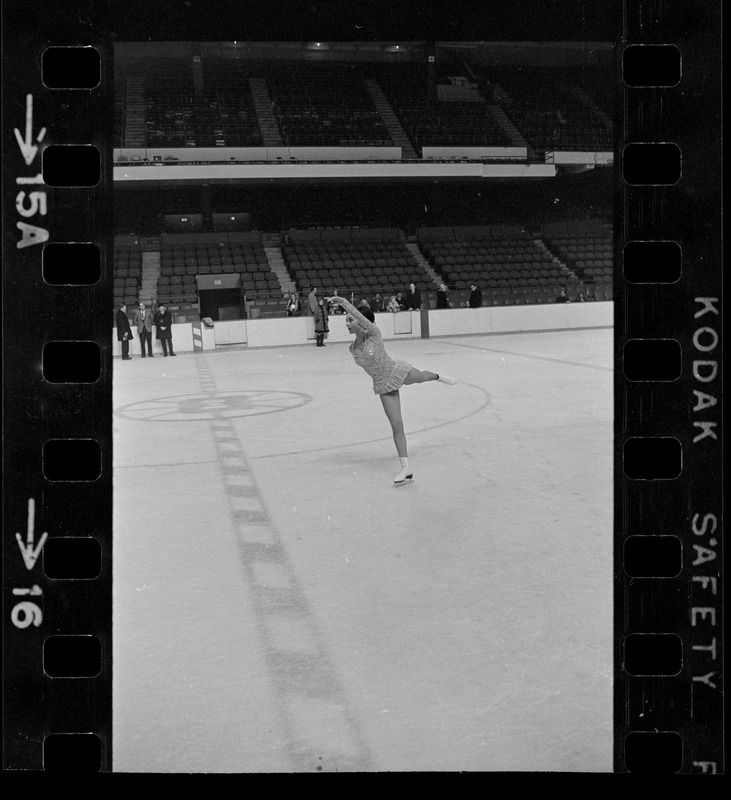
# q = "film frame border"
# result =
<box><xmin>616</xmin><ymin>0</ymin><xmax>723</xmax><ymax>774</ymax></box>
<box><xmin>3</xmin><ymin>0</ymin><xmax>115</xmax><ymax>769</ymax></box>
<box><xmin>1</xmin><ymin>0</ymin><xmax>723</xmax><ymax>774</ymax></box>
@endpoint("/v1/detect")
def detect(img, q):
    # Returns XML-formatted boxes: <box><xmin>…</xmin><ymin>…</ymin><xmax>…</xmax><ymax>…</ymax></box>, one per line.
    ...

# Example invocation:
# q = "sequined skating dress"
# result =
<box><xmin>337</xmin><ymin>298</ymin><xmax>413</xmax><ymax>395</ymax></box>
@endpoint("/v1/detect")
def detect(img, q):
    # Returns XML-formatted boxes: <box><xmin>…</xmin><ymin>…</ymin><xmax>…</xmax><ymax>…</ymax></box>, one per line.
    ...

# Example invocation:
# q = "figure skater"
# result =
<box><xmin>327</xmin><ymin>295</ymin><xmax>456</xmax><ymax>487</ymax></box>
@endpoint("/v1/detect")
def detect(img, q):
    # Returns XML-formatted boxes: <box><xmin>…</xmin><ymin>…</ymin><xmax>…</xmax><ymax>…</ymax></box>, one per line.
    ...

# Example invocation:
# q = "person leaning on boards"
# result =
<box><xmin>286</xmin><ymin>292</ymin><xmax>301</xmax><ymax>316</ymax></box>
<box><xmin>405</xmin><ymin>282</ymin><xmax>421</xmax><ymax>310</ymax></box>
<box><xmin>555</xmin><ymin>286</ymin><xmax>571</xmax><ymax>303</ymax></box>
<box><xmin>436</xmin><ymin>283</ymin><xmax>450</xmax><ymax>309</ymax></box>
<box><xmin>468</xmin><ymin>284</ymin><xmax>482</xmax><ymax>308</ymax></box>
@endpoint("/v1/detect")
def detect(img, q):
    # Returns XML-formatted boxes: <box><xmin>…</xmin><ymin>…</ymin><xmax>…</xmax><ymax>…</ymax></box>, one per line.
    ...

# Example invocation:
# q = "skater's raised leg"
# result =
<box><xmin>403</xmin><ymin>367</ymin><xmax>456</xmax><ymax>385</ymax></box>
<box><xmin>403</xmin><ymin>367</ymin><xmax>438</xmax><ymax>384</ymax></box>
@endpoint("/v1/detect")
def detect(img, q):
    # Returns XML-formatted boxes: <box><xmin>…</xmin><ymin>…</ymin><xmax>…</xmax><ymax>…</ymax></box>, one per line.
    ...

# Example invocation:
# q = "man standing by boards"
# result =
<box><xmin>405</xmin><ymin>281</ymin><xmax>422</xmax><ymax>310</ymax></box>
<box><xmin>154</xmin><ymin>304</ymin><xmax>176</xmax><ymax>357</ymax></box>
<box><xmin>134</xmin><ymin>301</ymin><xmax>155</xmax><ymax>357</ymax></box>
<box><xmin>116</xmin><ymin>303</ymin><xmax>133</xmax><ymax>360</ymax></box>
<box><xmin>308</xmin><ymin>287</ymin><xmax>319</xmax><ymax>316</ymax></box>
<box><xmin>468</xmin><ymin>283</ymin><xmax>483</xmax><ymax>308</ymax></box>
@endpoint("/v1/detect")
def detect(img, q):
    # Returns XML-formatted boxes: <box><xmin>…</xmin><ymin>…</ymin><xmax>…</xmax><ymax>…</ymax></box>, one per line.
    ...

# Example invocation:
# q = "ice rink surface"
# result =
<box><xmin>113</xmin><ymin>327</ymin><xmax>613</xmax><ymax>772</ymax></box>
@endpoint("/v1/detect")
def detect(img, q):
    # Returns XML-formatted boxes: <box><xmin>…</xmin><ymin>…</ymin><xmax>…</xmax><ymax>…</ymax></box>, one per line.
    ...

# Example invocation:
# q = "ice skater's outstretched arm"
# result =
<box><xmin>327</xmin><ymin>296</ymin><xmax>379</xmax><ymax>334</ymax></box>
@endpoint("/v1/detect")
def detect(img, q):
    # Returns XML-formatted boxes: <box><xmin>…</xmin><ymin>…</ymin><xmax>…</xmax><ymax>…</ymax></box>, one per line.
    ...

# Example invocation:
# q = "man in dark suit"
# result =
<box><xmin>308</xmin><ymin>287</ymin><xmax>319</xmax><ymax>316</ymax></box>
<box><xmin>154</xmin><ymin>304</ymin><xmax>176</xmax><ymax>356</ymax></box>
<box><xmin>116</xmin><ymin>304</ymin><xmax>133</xmax><ymax>360</ymax></box>
<box><xmin>405</xmin><ymin>281</ymin><xmax>422</xmax><ymax>310</ymax></box>
<box><xmin>468</xmin><ymin>283</ymin><xmax>483</xmax><ymax>308</ymax></box>
<box><xmin>133</xmin><ymin>301</ymin><xmax>155</xmax><ymax>357</ymax></box>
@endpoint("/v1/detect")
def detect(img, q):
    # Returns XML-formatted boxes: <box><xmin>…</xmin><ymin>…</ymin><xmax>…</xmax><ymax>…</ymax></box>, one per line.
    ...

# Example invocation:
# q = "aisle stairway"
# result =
<box><xmin>249</xmin><ymin>78</ymin><xmax>284</xmax><ymax>147</ymax></box>
<box><xmin>571</xmin><ymin>85</ymin><xmax>613</xmax><ymax>132</ymax></box>
<box><xmin>487</xmin><ymin>102</ymin><xmax>528</xmax><ymax>148</ymax></box>
<box><xmin>138</xmin><ymin>237</ymin><xmax>161</xmax><ymax>305</ymax></box>
<box><xmin>261</xmin><ymin>233</ymin><xmax>296</xmax><ymax>295</ymax></box>
<box><xmin>490</xmin><ymin>83</ymin><xmax>534</xmax><ymax>155</ymax></box>
<box><xmin>533</xmin><ymin>238</ymin><xmax>579</xmax><ymax>284</ymax></box>
<box><xmin>405</xmin><ymin>241</ymin><xmax>442</xmax><ymax>288</ymax></box>
<box><xmin>363</xmin><ymin>78</ymin><xmax>419</xmax><ymax>159</ymax></box>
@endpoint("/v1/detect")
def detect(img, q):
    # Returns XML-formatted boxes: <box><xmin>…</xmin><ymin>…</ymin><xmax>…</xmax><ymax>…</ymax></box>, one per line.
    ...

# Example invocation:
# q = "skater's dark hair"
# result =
<box><xmin>358</xmin><ymin>305</ymin><xmax>375</xmax><ymax>322</ymax></box>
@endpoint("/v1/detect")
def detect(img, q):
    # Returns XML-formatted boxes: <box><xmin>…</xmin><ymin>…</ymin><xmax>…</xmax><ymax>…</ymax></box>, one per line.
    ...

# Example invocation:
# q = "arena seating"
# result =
<box><xmin>574</xmin><ymin>70</ymin><xmax>614</xmax><ymax>120</ymax></box>
<box><xmin>202</xmin><ymin>64</ymin><xmax>263</xmax><ymax>147</ymax></box>
<box><xmin>417</xmin><ymin>224</ymin><xmax>579</xmax><ymax>305</ymax></box>
<box><xmin>267</xmin><ymin>62</ymin><xmax>393</xmax><ymax>147</ymax></box>
<box><xmin>156</xmin><ymin>232</ymin><xmax>281</xmax><ymax>305</ymax></box>
<box><xmin>115</xmin><ymin>219</ymin><xmax>613</xmax><ymax>312</ymax></box>
<box><xmin>283</xmin><ymin>227</ymin><xmax>432</xmax><ymax>298</ymax></box>
<box><xmin>541</xmin><ymin>220</ymin><xmax>613</xmax><ymax>284</ymax></box>
<box><xmin>143</xmin><ymin>76</ymin><xmax>191</xmax><ymax>147</ymax></box>
<box><xmin>116</xmin><ymin>59</ymin><xmax>613</xmax><ymax>156</ymax></box>
<box><xmin>113</xmin><ymin>96</ymin><xmax>125</xmax><ymax>148</ymax></box>
<box><xmin>487</xmin><ymin>67</ymin><xmax>612</xmax><ymax>153</ymax></box>
<box><xmin>370</xmin><ymin>64</ymin><xmax>512</xmax><ymax>150</ymax></box>
<box><xmin>144</xmin><ymin>75</ymin><xmax>262</xmax><ymax>148</ymax></box>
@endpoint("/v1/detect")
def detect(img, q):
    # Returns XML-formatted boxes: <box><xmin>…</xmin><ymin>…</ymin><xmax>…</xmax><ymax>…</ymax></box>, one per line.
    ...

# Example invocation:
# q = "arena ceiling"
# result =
<box><xmin>115</xmin><ymin>40</ymin><xmax>613</xmax><ymax>68</ymax></box>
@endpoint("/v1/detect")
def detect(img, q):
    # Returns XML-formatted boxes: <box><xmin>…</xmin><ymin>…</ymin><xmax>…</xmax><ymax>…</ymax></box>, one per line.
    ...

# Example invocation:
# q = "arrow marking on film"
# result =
<box><xmin>15</xmin><ymin>498</ymin><xmax>48</xmax><ymax>571</ymax></box>
<box><xmin>14</xmin><ymin>94</ymin><xmax>47</xmax><ymax>166</ymax></box>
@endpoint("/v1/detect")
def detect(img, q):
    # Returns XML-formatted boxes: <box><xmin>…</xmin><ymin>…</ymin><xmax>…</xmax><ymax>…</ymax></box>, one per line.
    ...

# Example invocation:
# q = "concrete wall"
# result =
<box><xmin>114</xmin><ymin>161</ymin><xmax>556</xmax><ymax>183</ymax></box>
<box><xmin>114</xmin><ymin>303</ymin><xmax>612</xmax><ymax>356</ymax></box>
<box><xmin>427</xmin><ymin>302</ymin><xmax>613</xmax><ymax>337</ymax></box>
<box><xmin>421</xmin><ymin>146</ymin><xmax>527</xmax><ymax>160</ymax></box>
<box><xmin>246</xmin><ymin>311</ymin><xmax>422</xmax><ymax>348</ymax></box>
<box><xmin>114</xmin><ymin>146</ymin><xmax>402</xmax><ymax>163</ymax></box>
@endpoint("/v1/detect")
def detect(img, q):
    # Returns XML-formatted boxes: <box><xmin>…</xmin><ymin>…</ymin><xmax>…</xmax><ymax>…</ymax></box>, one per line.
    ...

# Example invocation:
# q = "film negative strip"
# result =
<box><xmin>2</xmin><ymin>0</ymin><xmax>723</xmax><ymax>774</ymax></box>
<box><xmin>617</xmin><ymin>2</ymin><xmax>723</xmax><ymax>773</ymax></box>
<box><xmin>3</xmin><ymin>5</ymin><xmax>113</xmax><ymax>771</ymax></box>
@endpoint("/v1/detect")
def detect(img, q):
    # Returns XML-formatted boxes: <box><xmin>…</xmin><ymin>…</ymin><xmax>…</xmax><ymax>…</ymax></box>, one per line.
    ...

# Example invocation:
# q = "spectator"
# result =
<box><xmin>576</xmin><ymin>291</ymin><xmax>586</xmax><ymax>302</ymax></box>
<box><xmin>386</xmin><ymin>294</ymin><xmax>401</xmax><ymax>313</ymax></box>
<box><xmin>359</xmin><ymin>297</ymin><xmax>371</xmax><ymax>309</ymax></box>
<box><xmin>133</xmin><ymin>301</ymin><xmax>155</xmax><ymax>357</ymax></box>
<box><xmin>116</xmin><ymin>303</ymin><xmax>133</xmax><ymax>360</ymax></box>
<box><xmin>308</xmin><ymin>287</ymin><xmax>319</xmax><ymax>315</ymax></box>
<box><xmin>468</xmin><ymin>284</ymin><xmax>483</xmax><ymax>308</ymax></box>
<box><xmin>405</xmin><ymin>282</ymin><xmax>421</xmax><ymax>310</ymax></box>
<box><xmin>585</xmin><ymin>287</ymin><xmax>596</xmax><ymax>301</ymax></box>
<box><xmin>154</xmin><ymin>304</ymin><xmax>176</xmax><ymax>357</ymax></box>
<box><xmin>286</xmin><ymin>291</ymin><xmax>301</xmax><ymax>316</ymax></box>
<box><xmin>555</xmin><ymin>286</ymin><xmax>571</xmax><ymax>303</ymax></box>
<box><xmin>396</xmin><ymin>292</ymin><xmax>408</xmax><ymax>311</ymax></box>
<box><xmin>313</xmin><ymin>297</ymin><xmax>329</xmax><ymax>347</ymax></box>
<box><xmin>371</xmin><ymin>293</ymin><xmax>383</xmax><ymax>313</ymax></box>
<box><xmin>436</xmin><ymin>283</ymin><xmax>450</xmax><ymax>309</ymax></box>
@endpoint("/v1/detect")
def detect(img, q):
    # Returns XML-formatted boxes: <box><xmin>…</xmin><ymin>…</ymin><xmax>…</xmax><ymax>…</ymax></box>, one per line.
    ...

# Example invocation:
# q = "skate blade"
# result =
<box><xmin>393</xmin><ymin>475</ymin><xmax>414</xmax><ymax>488</ymax></box>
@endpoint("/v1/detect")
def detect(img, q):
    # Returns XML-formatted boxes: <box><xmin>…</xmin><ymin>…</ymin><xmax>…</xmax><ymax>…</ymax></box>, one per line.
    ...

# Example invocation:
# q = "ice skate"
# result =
<box><xmin>437</xmin><ymin>374</ymin><xmax>456</xmax><ymax>385</ymax></box>
<box><xmin>393</xmin><ymin>464</ymin><xmax>414</xmax><ymax>487</ymax></box>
